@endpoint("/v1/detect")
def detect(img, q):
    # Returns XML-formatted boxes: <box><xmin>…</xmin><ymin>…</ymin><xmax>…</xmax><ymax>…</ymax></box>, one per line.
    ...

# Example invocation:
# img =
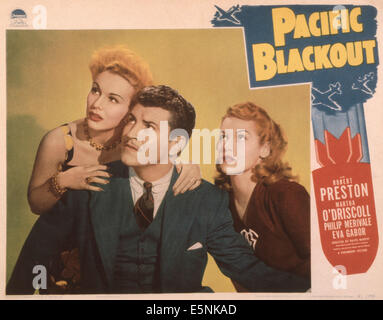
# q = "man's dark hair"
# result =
<box><xmin>131</xmin><ymin>85</ymin><xmax>196</xmax><ymax>136</ymax></box>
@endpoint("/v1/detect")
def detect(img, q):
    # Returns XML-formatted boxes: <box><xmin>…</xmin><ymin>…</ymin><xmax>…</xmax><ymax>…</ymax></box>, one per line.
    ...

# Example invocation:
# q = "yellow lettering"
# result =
<box><xmin>308</xmin><ymin>12</ymin><xmax>321</xmax><ymax>36</ymax></box>
<box><xmin>276</xmin><ymin>50</ymin><xmax>288</xmax><ymax>74</ymax></box>
<box><xmin>287</xmin><ymin>48</ymin><xmax>305</xmax><ymax>72</ymax></box>
<box><xmin>350</xmin><ymin>7</ymin><xmax>363</xmax><ymax>32</ymax></box>
<box><xmin>314</xmin><ymin>44</ymin><xmax>332</xmax><ymax>69</ymax></box>
<box><xmin>302</xmin><ymin>46</ymin><xmax>315</xmax><ymax>71</ymax></box>
<box><xmin>329</xmin><ymin>10</ymin><xmax>341</xmax><ymax>34</ymax></box>
<box><xmin>252</xmin><ymin>43</ymin><xmax>277</xmax><ymax>81</ymax></box>
<box><xmin>363</xmin><ymin>40</ymin><xmax>376</xmax><ymax>64</ymax></box>
<box><xmin>320</xmin><ymin>11</ymin><xmax>330</xmax><ymax>35</ymax></box>
<box><xmin>329</xmin><ymin>43</ymin><xmax>348</xmax><ymax>68</ymax></box>
<box><xmin>293</xmin><ymin>14</ymin><xmax>311</xmax><ymax>39</ymax></box>
<box><xmin>341</xmin><ymin>9</ymin><xmax>350</xmax><ymax>33</ymax></box>
<box><xmin>272</xmin><ymin>7</ymin><xmax>296</xmax><ymax>47</ymax></box>
<box><xmin>347</xmin><ymin>41</ymin><xmax>363</xmax><ymax>66</ymax></box>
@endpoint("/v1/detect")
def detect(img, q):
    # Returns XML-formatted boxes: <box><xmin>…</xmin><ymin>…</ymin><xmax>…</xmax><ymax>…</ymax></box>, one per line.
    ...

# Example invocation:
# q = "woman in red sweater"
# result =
<box><xmin>215</xmin><ymin>102</ymin><xmax>310</xmax><ymax>292</ymax></box>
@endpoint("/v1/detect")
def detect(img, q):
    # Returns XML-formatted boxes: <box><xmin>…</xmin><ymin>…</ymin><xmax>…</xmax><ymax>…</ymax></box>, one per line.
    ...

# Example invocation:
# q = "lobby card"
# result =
<box><xmin>0</xmin><ymin>0</ymin><xmax>382</xmax><ymax>300</ymax></box>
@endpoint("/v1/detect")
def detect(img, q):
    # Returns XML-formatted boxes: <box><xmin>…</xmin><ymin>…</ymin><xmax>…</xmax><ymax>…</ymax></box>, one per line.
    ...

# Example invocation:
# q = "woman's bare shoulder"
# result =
<box><xmin>42</xmin><ymin>119</ymin><xmax>82</xmax><ymax>142</ymax></box>
<box><xmin>39</xmin><ymin>123</ymin><xmax>75</xmax><ymax>155</ymax></box>
<box><xmin>36</xmin><ymin>119</ymin><xmax>87</xmax><ymax>164</ymax></box>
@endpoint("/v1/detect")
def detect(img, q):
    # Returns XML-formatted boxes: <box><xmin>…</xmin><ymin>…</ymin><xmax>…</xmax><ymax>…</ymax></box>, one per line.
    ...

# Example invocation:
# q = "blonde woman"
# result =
<box><xmin>216</xmin><ymin>102</ymin><xmax>310</xmax><ymax>292</ymax></box>
<box><xmin>26</xmin><ymin>46</ymin><xmax>200</xmax><ymax>292</ymax></box>
<box><xmin>28</xmin><ymin>46</ymin><xmax>201</xmax><ymax>215</ymax></box>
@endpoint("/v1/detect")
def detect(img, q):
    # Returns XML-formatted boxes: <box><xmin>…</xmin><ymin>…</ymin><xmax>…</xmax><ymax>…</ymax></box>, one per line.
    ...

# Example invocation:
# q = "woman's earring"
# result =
<box><xmin>260</xmin><ymin>143</ymin><xmax>271</xmax><ymax>160</ymax></box>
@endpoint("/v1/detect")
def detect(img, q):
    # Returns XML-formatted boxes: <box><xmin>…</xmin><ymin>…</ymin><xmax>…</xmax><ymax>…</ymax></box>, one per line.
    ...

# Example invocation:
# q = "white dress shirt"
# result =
<box><xmin>129</xmin><ymin>167</ymin><xmax>173</xmax><ymax>218</ymax></box>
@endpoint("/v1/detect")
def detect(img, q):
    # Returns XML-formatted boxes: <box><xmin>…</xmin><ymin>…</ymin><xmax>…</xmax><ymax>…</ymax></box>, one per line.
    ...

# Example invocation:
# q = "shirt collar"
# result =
<box><xmin>129</xmin><ymin>167</ymin><xmax>174</xmax><ymax>194</ymax></box>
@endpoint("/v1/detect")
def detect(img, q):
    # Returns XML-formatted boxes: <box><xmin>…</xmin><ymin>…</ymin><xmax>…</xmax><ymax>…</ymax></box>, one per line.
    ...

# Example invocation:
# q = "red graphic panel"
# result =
<box><xmin>313</xmin><ymin>128</ymin><xmax>379</xmax><ymax>274</ymax></box>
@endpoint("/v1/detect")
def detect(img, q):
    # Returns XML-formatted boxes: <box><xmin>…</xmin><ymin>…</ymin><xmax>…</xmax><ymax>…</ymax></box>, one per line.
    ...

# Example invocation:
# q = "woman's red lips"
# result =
<box><xmin>88</xmin><ymin>112</ymin><xmax>103</xmax><ymax>122</ymax></box>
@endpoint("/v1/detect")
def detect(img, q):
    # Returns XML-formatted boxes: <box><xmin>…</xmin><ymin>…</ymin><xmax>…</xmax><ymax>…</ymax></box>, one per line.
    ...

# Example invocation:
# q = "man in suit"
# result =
<box><xmin>7</xmin><ymin>85</ymin><xmax>309</xmax><ymax>294</ymax></box>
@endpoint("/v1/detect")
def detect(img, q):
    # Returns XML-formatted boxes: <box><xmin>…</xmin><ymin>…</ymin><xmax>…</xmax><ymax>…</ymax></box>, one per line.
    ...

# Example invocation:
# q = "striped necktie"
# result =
<box><xmin>134</xmin><ymin>181</ymin><xmax>154</xmax><ymax>230</ymax></box>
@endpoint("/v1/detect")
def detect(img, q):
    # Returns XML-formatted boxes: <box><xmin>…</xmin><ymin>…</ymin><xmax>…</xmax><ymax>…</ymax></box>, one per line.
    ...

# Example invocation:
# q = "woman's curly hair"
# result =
<box><xmin>215</xmin><ymin>102</ymin><xmax>297</xmax><ymax>191</ymax></box>
<box><xmin>89</xmin><ymin>45</ymin><xmax>153</xmax><ymax>90</ymax></box>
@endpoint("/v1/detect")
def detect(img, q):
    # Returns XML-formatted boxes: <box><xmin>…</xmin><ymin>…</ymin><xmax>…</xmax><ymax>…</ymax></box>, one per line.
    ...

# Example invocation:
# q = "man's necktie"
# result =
<box><xmin>134</xmin><ymin>182</ymin><xmax>154</xmax><ymax>230</ymax></box>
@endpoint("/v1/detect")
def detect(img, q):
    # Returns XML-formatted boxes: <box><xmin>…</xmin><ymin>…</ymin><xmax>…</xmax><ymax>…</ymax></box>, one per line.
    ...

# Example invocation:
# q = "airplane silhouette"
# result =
<box><xmin>214</xmin><ymin>5</ymin><xmax>241</xmax><ymax>24</ymax></box>
<box><xmin>311</xmin><ymin>82</ymin><xmax>343</xmax><ymax>111</ymax></box>
<box><xmin>352</xmin><ymin>72</ymin><xmax>374</xmax><ymax>96</ymax></box>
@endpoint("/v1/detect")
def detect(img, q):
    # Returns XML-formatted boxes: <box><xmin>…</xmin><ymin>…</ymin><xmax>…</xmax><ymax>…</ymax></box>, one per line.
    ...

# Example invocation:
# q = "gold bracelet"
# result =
<box><xmin>49</xmin><ymin>172</ymin><xmax>67</xmax><ymax>198</ymax></box>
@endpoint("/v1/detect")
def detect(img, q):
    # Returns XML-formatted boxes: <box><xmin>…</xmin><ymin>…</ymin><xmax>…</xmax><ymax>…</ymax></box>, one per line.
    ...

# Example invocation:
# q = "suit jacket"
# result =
<box><xmin>7</xmin><ymin>162</ymin><xmax>310</xmax><ymax>294</ymax></box>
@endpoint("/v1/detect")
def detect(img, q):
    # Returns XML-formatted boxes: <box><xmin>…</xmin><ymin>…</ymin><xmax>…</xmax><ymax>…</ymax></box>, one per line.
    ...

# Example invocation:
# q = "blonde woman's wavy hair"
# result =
<box><xmin>89</xmin><ymin>45</ymin><xmax>153</xmax><ymax>90</ymax></box>
<box><xmin>215</xmin><ymin>102</ymin><xmax>297</xmax><ymax>191</ymax></box>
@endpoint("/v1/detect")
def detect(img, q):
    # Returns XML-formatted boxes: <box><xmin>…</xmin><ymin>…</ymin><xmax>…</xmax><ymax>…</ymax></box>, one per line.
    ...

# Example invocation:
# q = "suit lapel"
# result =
<box><xmin>90</xmin><ymin>176</ymin><xmax>133</xmax><ymax>286</ymax></box>
<box><xmin>159</xmin><ymin>168</ymin><xmax>201</xmax><ymax>288</ymax></box>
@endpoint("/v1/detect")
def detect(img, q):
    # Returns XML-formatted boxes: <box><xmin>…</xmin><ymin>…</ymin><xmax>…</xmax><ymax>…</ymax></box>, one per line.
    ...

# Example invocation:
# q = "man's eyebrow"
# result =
<box><xmin>143</xmin><ymin>119</ymin><xmax>158</xmax><ymax>128</ymax></box>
